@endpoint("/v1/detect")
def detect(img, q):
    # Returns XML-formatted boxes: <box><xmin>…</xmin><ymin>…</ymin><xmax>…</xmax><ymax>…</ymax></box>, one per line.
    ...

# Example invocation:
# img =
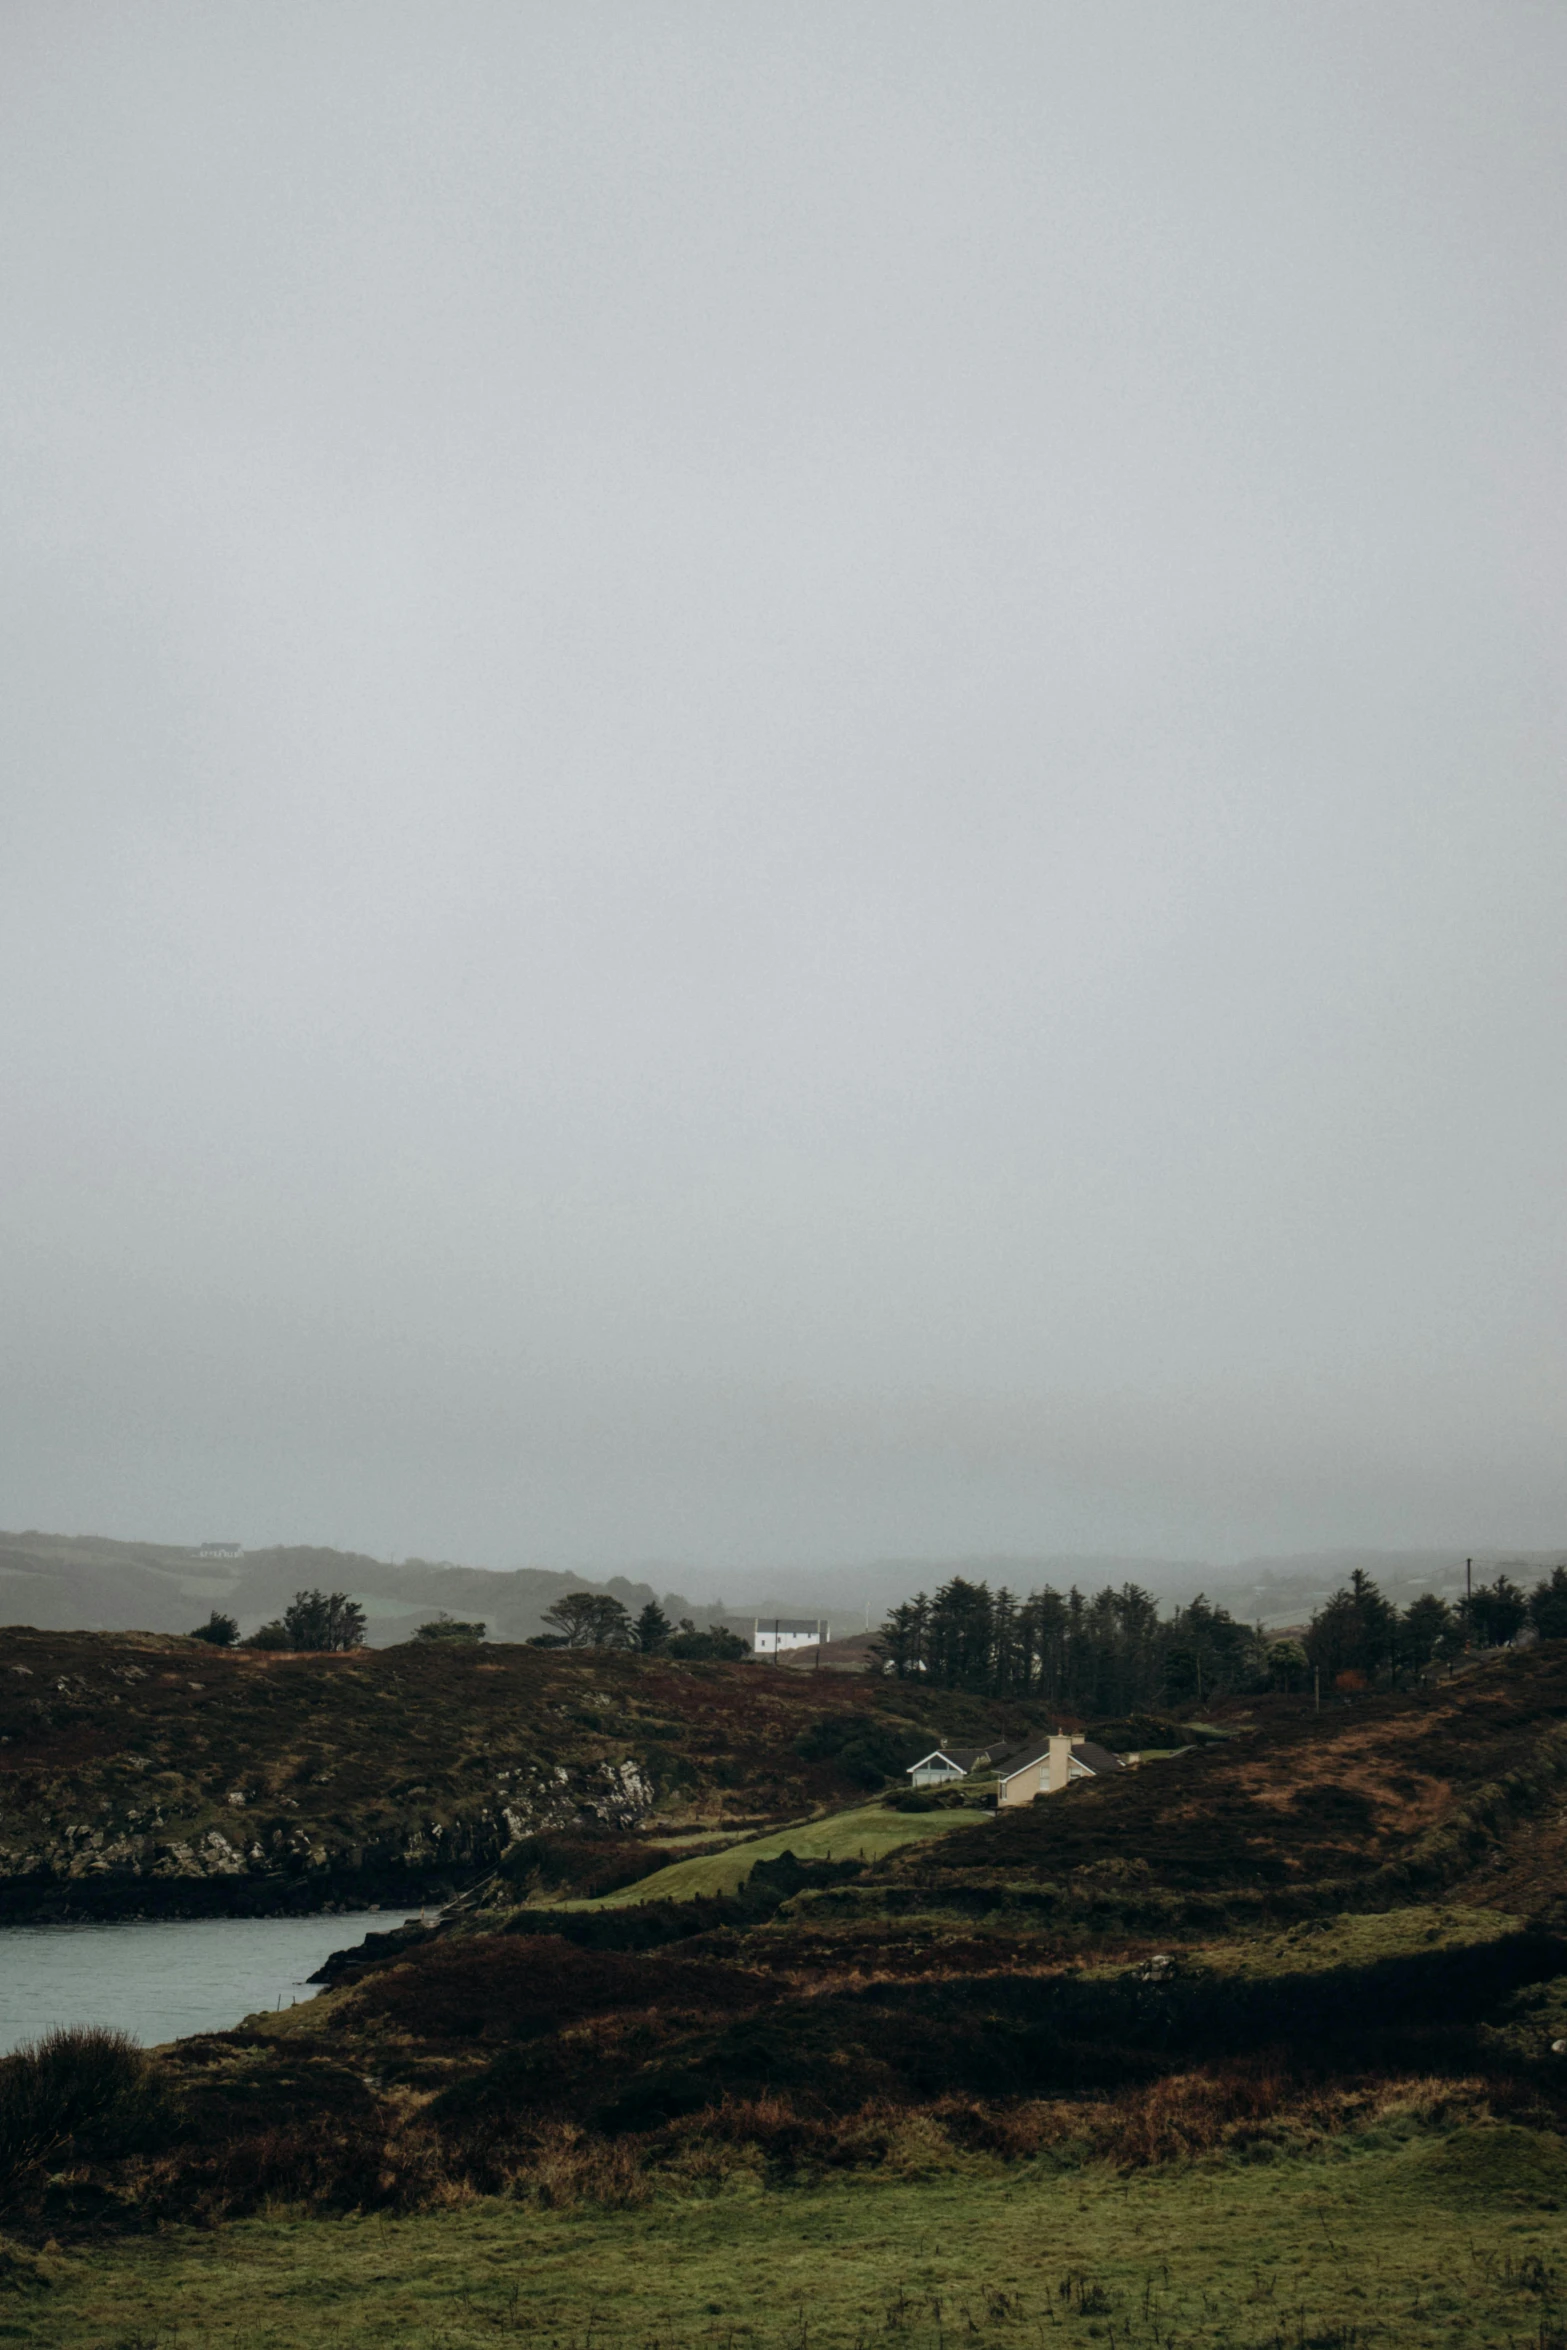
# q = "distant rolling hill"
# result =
<box><xmin>0</xmin><ymin>1530</ymin><xmax>703</xmax><ymax>1646</ymax></box>
<box><xmin>2</xmin><ymin>1526</ymin><xmax>1552</xmax><ymax>1650</ymax></box>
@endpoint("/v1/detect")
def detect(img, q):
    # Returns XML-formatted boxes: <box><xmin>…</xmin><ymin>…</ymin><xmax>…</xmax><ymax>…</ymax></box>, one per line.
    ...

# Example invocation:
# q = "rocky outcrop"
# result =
<box><xmin>0</xmin><ymin>1756</ymin><xmax>656</xmax><ymax>1921</ymax></box>
<box><xmin>0</xmin><ymin>1623</ymin><xmax>908</xmax><ymax>1924</ymax></box>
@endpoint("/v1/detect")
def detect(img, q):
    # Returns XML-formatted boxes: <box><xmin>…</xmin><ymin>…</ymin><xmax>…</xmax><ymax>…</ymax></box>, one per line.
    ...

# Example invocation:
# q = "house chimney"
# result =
<box><xmin>1047</xmin><ymin>1731</ymin><xmax>1073</xmax><ymax>1792</ymax></box>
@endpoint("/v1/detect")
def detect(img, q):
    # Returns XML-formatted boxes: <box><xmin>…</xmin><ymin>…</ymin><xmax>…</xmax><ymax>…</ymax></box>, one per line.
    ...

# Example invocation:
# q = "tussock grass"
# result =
<box><xmin>17</xmin><ymin>2122</ymin><xmax>1567</xmax><ymax>2348</ymax></box>
<box><xmin>1186</xmin><ymin>1901</ymin><xmax>1522</xmax><ymax>1978</ymax></box>
<box><xmin>38</xmin><ymin>2058</ymin><xmax>1532</xmax><ymax>2234</ymax></box>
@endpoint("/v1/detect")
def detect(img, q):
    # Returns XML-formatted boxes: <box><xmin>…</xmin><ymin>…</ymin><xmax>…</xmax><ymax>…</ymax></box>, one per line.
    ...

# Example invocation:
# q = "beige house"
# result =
<box><xmin>996</xmin><ymin>1735</ymin><xmax>1124</xmax><ymax>1808</ymax></box>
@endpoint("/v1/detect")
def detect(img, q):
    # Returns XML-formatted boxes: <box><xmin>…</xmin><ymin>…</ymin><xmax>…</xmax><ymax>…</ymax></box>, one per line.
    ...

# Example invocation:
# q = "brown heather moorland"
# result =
<box><xmin>3</xmin><ymin>1638</ymin><xmax>1567</xmax><ymax>2230</ymax></box>
<box><xmin>6</xmin><ymin>1638</ymin><xmax>1567</xmax><ymax>2350</ymax></box>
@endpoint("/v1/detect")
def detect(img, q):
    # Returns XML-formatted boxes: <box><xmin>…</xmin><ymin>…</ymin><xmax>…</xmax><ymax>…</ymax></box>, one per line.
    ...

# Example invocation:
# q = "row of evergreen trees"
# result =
<box><xmin>188</xmin><ymin>1562</ymin><xmax>1567</xmax><ymax>1688</ymax></box>
<box><xmin>876</xmin><ymin>1579</ymin><xmax>1258</xmax><ymax>1710</ymax></box>
<box><xmin>1299</xmin><ymin>1564</ymin><xmax>1567</xmax><ymax>1688</ymax></box>
<box><xmin>875</xmin><ymin>1563</ymin><xmax>1567</xmax><ymax>1705</ymax></box>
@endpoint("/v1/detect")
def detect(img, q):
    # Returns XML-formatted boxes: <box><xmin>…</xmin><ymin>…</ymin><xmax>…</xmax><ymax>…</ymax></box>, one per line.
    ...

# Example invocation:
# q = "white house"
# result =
<box><xmin>753</xmin><ymin>1618</ymin><xmax>828</xmax><ymax>1656</ymax></box>
<box><xmin>904</xmin><ymin>1745</ymin><xmax>994</xmax><ymax>1786</ymax></box>
<box><xmin>996</xmin><ymin>1735</ymin><xmax>1124</xmax><ymax>1808</ymax></box>
<box><xmin>196</xmin><ymin>1542</ymin><xmax>243</xmax><ymax>1559</ymax></box>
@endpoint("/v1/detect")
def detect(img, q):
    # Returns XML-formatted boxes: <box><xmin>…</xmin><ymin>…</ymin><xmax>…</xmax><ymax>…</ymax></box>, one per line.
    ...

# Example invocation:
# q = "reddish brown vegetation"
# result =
<box><xmin>897</xmin><ymin>1646</ymin><xmax>1567</xmax><ymax>1917</ymax></box>
<box><xmin>338</xmin><ymin>1932</ymin><xmax>777</xmax><ymax>2045</ymax></box>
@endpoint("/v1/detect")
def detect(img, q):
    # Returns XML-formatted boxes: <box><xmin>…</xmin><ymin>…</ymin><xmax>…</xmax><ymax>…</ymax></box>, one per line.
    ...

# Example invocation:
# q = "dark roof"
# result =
<box><xmin>994</xmin><ymin>1738</ymin><xmax>1126</xmax><ymax>1781</ymax></box>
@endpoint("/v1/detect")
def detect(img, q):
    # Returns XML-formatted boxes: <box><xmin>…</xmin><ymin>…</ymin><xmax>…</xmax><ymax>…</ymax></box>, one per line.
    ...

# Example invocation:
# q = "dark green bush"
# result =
<box><xmin>283</xmin><ymin>1589</ymin><xmax>367</xmax><ymax>1651</ymax></box>
<box><xmin>0</xmin><ymin>2026</ymin><xmax>174</xmax><ymax>2182</ymax></box>
<box><xmin>243</xmin><ymin>1619</ymin><xmax>291</xmax><ymax>1650</ymax></box>
<box><xmin>666</xmin><ymin>1624</ymin><xmax>750</xmax><ymax>1661</ymax></box>
<box><xmin>189</xmin><ymin>1610</ymin><xmax>238</xmax><ymax>1647</ymax></box>
<box><xmin>1530</xmin><ymin>1566</ymin><xmax>1567</xmax><ymax>1641</ymax></box>
<box><xmin>411</xmin><ymin>1615</ymin><xmax>487</xmax><ymax>1643</ymax></box>
<box><xmin>633</xmin><ymin>1600</ymin><xmax>672</xmax><ymax>1652</ymax></box>
<box><xmin>791</xmin><ymin>1712</ymin><xmax>918</xmax><ymax>1788</ymax></box>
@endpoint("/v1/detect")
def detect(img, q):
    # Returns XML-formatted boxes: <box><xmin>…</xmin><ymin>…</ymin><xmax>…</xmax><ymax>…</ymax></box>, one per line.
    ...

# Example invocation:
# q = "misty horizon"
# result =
<box><xmin>3</xmin><ymin>6</ymin><xmax>1564</xmax><ymax>1575</ymax></box>
<box><xmin>4</xmin><ymin>1524</ymin><xmax>1547</xmax><ymax>1629</ymax></box>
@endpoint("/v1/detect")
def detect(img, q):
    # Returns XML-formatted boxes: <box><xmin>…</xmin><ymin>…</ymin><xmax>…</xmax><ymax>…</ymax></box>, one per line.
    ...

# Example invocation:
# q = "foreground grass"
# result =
<box><xmin>564</xmin><ymin>1802</ymin><xmax>977</xmax><ymax>1908</ymax></box>
<box><xmin>12</xmin><ymin>2125</ymin><xmax>1567</xmax><ymax>2348</ymax></box>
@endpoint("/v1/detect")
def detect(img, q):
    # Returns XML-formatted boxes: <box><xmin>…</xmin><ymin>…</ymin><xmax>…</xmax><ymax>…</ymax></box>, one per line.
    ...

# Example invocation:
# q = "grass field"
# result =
<box><xmin>11</xmin><ymin>2123</ymin><xmax>1567</xmax><ymax>2348</ymax></box>
<box><xmin>556</xmin><ymin>1801</ymin><xmax>979</xmax><ymax>1908</ymax></box>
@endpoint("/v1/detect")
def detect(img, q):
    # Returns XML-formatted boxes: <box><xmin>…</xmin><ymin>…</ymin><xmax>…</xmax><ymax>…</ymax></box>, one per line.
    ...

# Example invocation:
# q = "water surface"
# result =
<box><xmin>0</xmin><ymin>1909</ymin><xmax>402</xmax><ymax>2053</ymax></box>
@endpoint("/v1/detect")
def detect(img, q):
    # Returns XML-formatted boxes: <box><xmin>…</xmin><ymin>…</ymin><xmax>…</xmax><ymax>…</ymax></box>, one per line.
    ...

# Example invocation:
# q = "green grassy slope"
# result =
<box><xmin>559</xmin><ymin>1797</ymin><xmax>978</xmax><ymax>1907</ymax></box>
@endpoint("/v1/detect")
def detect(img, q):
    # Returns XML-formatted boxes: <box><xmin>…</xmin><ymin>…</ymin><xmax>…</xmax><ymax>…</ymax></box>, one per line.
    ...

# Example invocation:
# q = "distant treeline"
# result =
<box><xmin>876</xmin><ymin>1580</ymin><xmax>1255</xmax><ymax>1710</ymax></box>
<box><xmin>188</xmin><ymin>1585</ymin><xmax>750</xmax><ymax>1661</ymax></box>
<box><xmin>875</xmin><ymin>1563</ymin><xmax>1567</xmax><ymax>1707</ymax></box>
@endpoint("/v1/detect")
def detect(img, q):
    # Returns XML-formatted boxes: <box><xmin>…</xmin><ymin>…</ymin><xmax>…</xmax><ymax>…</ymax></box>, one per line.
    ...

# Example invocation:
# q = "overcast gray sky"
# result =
<box><xmin>2</xmin><ymin>3</ymin><xmax>1563</xmax><ymax>1583</ymax></box>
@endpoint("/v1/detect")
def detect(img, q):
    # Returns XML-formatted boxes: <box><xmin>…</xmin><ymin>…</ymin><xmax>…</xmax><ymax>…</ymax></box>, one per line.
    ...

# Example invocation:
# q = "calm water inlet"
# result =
<box><xmin>0</xmin><ymin>1910</ymin><xmax>396</xmax><ymax>2053</ymax></box>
